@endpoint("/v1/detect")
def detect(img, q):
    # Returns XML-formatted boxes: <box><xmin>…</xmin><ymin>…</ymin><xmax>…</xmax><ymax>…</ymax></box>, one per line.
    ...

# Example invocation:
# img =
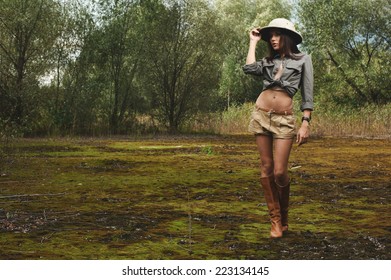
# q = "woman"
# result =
<box><xmin>243</xmin><ymin>18</ymin><xmax>314</xmax><ymax>238</ymax></box>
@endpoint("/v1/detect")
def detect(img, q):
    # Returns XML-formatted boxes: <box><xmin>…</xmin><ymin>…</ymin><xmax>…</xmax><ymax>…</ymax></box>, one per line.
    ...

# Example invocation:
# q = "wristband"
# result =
<box><xmin>301</xmin><ymin>116</ymin><xmax>311</xmax><ymax>123</ymax></box>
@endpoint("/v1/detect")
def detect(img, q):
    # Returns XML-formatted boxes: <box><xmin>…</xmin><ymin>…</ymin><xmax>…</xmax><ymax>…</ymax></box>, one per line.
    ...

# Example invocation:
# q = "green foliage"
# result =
<box><xmin>51</xmin><ymin>0</ymin><xmax>147</xmax><ymax>135</ymax></box>
<box><xmin>0</xmin><ymin>0</ymin><xmax>63</xmax><ymax>123</ymax></box>
<box><xmin>95</xmin><ymin>0</ymin><xmax>146</xmax><ymax>134</ymax></box>
<box><xmin>200</xmin><ymin>145</ymin><xmax>214</xmax><ymax>155</ymax></box>
<box><xmin>0</xmin><ymin>0</ymin><xmax>389</xmax><ymax>136</ymax></box>
<box><xmin>298</xmin><ymin>0</ymin><xmax>391</xmax><ymax>105</ymax></box>
<box><xmin>140</xmin><ymin>0</ymin><xmax>225</xmax><ymax>133</ymax></box>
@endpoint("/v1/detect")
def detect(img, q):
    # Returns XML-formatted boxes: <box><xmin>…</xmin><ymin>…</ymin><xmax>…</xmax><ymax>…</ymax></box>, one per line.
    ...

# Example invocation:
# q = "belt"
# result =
<box><xmin>256</xmin><ymin>106</ymin><xmax>293</xmax><ymax>115</ymax></box>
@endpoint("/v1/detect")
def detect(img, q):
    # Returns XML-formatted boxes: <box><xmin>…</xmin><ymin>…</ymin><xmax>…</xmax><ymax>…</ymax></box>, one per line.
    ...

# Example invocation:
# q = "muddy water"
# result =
<box><xmin>0</xmin><ymin>136</ymin><xmax>390</xmax><ymax>259</ymax></box>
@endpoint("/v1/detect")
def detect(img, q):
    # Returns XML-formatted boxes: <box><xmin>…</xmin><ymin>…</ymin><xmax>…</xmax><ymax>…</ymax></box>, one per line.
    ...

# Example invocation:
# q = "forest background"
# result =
<box><xmin>0</xmin><ymin>0</ymin><xmax>390</xmax><ymax>139</ymax></box>
<box><xmin>0</xmin><ymin>0</ymin><xmax>390</xmax><ymax>261</ymax></box>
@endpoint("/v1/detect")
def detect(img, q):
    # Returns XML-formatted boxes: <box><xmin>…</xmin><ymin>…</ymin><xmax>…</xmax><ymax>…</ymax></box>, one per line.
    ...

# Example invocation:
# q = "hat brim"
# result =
<box><xmin>258</xmin><ymin>26</ymin><xmax>302</xmax><ymax>45</ymax></box>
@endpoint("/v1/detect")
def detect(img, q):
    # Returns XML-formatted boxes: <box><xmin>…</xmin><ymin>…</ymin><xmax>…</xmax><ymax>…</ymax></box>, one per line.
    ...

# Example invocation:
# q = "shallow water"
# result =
<box><xmin>0</xmin><ymin>135</ymin><xmax>390</xmax><ymax>259</ymax></box>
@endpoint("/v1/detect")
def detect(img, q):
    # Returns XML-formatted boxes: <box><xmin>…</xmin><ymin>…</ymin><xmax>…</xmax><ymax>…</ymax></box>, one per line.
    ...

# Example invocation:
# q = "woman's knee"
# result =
<box><xmin>261</xmin><ymin>161</ymin><xmax>274</xmax><ymax>176</ymax></box>
<box><xmin>274</xmin><ymin>170</ymin><xmax>289</xmax><ymax>186</ymax></box>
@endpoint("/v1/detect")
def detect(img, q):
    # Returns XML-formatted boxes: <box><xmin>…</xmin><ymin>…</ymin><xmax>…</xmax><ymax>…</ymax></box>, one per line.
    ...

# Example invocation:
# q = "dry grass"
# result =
<box><xmin>310</xmin><ymin>104</ymin><xmax>391</xmax><ymax>138</ymax></box>
<box><xmin>187</xmin><ymin>103</ymin><xmax>391</xmax><ymax>138</ymax></box>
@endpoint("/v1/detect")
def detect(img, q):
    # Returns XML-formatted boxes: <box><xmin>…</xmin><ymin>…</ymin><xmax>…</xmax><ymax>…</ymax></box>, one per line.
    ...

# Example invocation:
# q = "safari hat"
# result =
<box><xmin>258</xmin><ymin>18</ymin><xmax>302</xmax><ymax>45</ymax></box>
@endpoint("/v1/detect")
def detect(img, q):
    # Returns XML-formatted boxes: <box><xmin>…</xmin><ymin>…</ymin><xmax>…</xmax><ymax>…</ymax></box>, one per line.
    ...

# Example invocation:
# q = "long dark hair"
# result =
<box><xmin>265</xmin><ymin>29</ymin><xmax>303</xmax><ymax>62</ymax></box>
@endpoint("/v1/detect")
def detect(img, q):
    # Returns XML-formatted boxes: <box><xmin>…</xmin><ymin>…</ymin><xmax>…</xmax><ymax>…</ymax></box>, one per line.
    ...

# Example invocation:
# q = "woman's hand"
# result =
<box><xmin>246</xmin><ymin>28</ymin><xmax>261</xmax><ymax>64</ymax></box>
<box><xmin>296</xmin><ymin>122</ymin><xmax>310</xmax><ymax>146</ymax></box>
<box><xmin>249</xmin><ymin>28</ymin><xmax>262</xmax><ymax>42</ymax></box>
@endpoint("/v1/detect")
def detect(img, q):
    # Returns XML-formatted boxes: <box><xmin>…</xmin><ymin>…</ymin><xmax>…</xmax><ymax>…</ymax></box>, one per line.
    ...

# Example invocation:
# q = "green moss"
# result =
<box><xmin>1</xmin><ymin>136</ymin><xmax>390</xmax><ymax>259</ymax></box>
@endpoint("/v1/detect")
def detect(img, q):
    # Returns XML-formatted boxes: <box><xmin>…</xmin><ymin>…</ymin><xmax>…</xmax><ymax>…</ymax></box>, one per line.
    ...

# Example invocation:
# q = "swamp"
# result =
<box><xmin>0</xmin><ymin>135</ymin><xmax>390</xmax><ymax>260</ymax></box>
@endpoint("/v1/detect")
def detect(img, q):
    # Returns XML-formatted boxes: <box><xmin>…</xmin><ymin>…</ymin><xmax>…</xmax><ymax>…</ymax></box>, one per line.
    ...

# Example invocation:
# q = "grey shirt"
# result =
<box><xmin>242</xmin><ymin>54</ymin><xmax>314</xmax><ymax>111</ymax></box>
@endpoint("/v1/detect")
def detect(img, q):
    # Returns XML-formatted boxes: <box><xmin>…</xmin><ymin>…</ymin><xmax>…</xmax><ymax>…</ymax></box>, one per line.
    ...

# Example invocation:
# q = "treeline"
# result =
<box><xmin>0</xmin><ymin>0</ymin><xmax>389</xmax><ymax>137</ymax></box>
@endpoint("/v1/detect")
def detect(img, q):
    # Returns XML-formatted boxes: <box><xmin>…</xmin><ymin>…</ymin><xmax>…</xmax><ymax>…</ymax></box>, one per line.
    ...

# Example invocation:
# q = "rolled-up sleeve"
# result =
<box><xmin>300</xmin><ymin>55</ymin><xmax>314</xmax><ymax>111</ymax></box>
<box><xmin>242</xmin><ymin>61</ymin><xmax>263</xmax><ymax>76</ymax></box>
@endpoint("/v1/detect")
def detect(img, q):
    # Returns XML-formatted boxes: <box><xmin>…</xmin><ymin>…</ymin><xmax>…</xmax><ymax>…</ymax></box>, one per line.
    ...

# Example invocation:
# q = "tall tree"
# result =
<box><xmin>51</xmin><ymin>0</ymin><xmax>101</xmax><ymax>135</ymax></box>
<box><xmin>298</xmin><ymin>0</ymin><xmax>391</xmax><ymax>105</ymax></box>
<box><xmin>92</xmin><ymin>0</ymin><xmax>145</xmax><ymax>134</ymax></box>
<box><xmin>141</xmin><ymin>0</ymin><xmax>224</xmax><ymax>132</ymax></box>
<box><xmin>0</xmin><ymin>0</ymin><xmax>62</xmax><ymax>128</ymax></box>
<box><xmin>59</xmin><ymin>0</ymin><xmax>146</xmax><ymax>135</ymax></box>
<box><xmin>95</xmin><ymin>0</ymin><xmax>140</xmax><ymax>133</ymax></box>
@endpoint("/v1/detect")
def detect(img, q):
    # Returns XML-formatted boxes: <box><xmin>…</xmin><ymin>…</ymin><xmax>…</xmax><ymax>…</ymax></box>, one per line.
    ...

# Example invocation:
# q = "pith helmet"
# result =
<box><xmin>258</xmin><ymin>18</ymin><xmax>302</xmax><ymax>45</ymax></box>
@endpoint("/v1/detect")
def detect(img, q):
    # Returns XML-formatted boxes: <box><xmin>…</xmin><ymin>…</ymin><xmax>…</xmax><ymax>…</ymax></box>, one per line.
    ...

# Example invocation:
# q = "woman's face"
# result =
<box><xmin>269</xmin><ymin>30</ymin><xmax>282</xmax><ymax>51</ymax></box>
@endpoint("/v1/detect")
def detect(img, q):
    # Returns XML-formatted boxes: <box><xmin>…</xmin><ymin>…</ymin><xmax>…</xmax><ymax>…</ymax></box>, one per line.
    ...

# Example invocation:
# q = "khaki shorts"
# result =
<box><xmin>248</xmin><ymin>106</ymin><xmax>296</xmax><ymax>139</ymax></box>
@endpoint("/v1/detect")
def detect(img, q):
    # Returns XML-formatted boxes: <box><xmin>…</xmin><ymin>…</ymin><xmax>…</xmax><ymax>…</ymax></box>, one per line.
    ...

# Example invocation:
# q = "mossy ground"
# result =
<box><xmin>0</xmin><ymin>135</ymin><xmax>390</xmax><ymax>259</ymax></box>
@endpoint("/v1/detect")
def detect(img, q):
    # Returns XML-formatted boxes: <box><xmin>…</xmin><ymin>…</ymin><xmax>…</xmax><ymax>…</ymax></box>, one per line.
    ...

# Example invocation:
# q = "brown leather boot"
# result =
<box><xmin>260</xmin><ymin>176</ymin><xmax>282</xmax><ymax>238</ymax></box>
<box><xmin>277</xmin><ymin>181</ymin><xmax>290</xmax><ymax>232</ymax></box>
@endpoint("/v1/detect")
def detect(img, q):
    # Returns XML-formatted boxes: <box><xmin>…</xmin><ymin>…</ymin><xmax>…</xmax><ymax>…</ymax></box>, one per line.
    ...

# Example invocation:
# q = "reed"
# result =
<box><xmin>307</xmin><ymin>103</ymin><xmax>391</xmax><ymax>138</ymax></box>
<box><xmin>187</xmin><ymin>103</ymin><xmax>391</xmax><ymax>138</ymax></box>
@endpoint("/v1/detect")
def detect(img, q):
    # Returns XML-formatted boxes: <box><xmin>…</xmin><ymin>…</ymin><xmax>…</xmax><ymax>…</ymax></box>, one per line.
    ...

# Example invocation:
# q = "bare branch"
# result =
<box><xmin>326</xmin><ymin>49</ymin><xmax>367</xmax><ymax>101</ymax></box>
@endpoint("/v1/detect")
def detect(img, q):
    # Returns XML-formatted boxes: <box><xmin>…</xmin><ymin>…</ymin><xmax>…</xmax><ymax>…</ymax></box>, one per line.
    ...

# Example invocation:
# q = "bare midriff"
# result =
<box><xmin>255</xmin><ymin>88</ymin><xmax>293</xmax><ymax>112</ymax></box>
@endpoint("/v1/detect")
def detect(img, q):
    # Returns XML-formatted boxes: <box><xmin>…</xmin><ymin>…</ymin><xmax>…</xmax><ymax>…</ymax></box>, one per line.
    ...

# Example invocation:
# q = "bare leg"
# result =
<box><xmin>255</xmin><ymin>135</ymin><xmax>274</xmax><ymax>177</ymax></box>
<box><xmin>255</xmin><ymin>135</ymin><xmax>282</xmax><ymax>237</ymax></box>
<box><xmin>273</xmin><ymin>138</ymin><xmax>293</xmax><ymax>186</ymax></box>
<box><xmin>273</xmin><ymin>138</ymin><xmax>293</xmax><ymax>232</ymax></box>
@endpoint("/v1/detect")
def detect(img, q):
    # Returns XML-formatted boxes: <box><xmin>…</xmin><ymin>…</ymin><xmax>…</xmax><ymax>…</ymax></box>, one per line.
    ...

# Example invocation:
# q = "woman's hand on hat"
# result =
<box><xmin>250</xmin><ymin>28</ymin><xmax>261</xmax><ymax>42</ymax></box>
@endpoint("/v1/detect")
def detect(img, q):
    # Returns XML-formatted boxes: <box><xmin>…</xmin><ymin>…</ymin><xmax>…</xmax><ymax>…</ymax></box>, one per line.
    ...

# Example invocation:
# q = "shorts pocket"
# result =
<box><xmin>279</xmin><ymin>115</ymin><xmax>296</xmax><ymax>129</ymax></box>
